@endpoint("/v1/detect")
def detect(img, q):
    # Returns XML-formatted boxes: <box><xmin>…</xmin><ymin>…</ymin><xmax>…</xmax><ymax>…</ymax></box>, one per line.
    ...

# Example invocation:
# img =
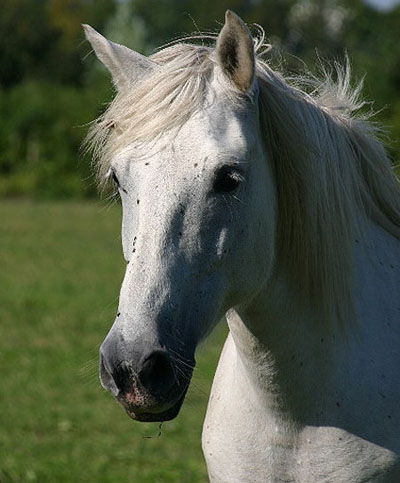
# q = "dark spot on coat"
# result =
<box><xmin>336</xmin><ymin>402</ymin><xmax>341</xmax><ymax>407</ymax></box>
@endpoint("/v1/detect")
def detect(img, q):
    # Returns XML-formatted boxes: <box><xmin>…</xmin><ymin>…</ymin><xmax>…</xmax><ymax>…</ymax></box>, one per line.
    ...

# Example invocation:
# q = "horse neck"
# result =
<box><xmin>227</xmin><ymin>280</ymin><xmax>335</xmax><ymax>420</ymax></box>
<box><xmin>226</xmin><ymin>217</ymin><xmax>400</xmax><ymax>421</ymax></box>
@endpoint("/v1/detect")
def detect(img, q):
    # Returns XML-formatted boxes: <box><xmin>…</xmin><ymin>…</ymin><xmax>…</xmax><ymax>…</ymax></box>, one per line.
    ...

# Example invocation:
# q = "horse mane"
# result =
<box><xmin>86</xmin><ymin>33</ymin><xmax>400</xmax><ymax>327</ymax></box>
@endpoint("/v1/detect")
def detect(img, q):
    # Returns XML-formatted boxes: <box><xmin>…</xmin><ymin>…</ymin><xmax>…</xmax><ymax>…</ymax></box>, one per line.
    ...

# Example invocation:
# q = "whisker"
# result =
<box><xmin>232</xmin><ymin>194</ymin><xmax>245</xmax><ymax>205</ymax></box>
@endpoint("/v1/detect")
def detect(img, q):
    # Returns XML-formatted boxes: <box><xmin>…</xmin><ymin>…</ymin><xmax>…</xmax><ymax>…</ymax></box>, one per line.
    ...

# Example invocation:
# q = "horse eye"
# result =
<box><xmin>111</xmin><ymin>170</ymin><xmax>120</xmax><ymax>187</ymax></box>
<box><xmin>213</xmin><ymin>166</ymin><xmax>244</xmax><ymax>193</ymax></box>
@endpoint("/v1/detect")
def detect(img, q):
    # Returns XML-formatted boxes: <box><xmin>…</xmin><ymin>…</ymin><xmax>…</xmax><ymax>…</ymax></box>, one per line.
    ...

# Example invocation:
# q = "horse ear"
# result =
<box><xmin>82</xmin><ymin>24</ymin><xmax>156</xmax><ymax>90</ymax></box>
<box><xmin>216</xmin><ymin>10</ymin><xmax>255</xmax><ymax>92</ymax></box>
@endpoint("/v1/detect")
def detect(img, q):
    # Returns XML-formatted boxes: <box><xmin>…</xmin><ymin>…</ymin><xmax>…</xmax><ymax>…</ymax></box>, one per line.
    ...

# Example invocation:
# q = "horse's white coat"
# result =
<box><xmin>84</xmin><ymin>10</ymin><xmax>400</xmax><ymax>482</ymax></box>
<box><xmin>203</xmin><ymin>221</ymin><xmax>400</xmax><ymax>482</ymax></box>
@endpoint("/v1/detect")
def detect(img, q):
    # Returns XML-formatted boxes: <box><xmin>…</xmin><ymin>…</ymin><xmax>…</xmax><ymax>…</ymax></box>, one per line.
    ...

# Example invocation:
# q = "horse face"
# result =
<box><xmin>86</xmin><ymin>11</ymin><xmax>277</xmax><ymax>421</ymax></box>
<box><xmin>99</xmin><ymin>89</ymin><xmax>277</xmax><ymax>422</ymax></box>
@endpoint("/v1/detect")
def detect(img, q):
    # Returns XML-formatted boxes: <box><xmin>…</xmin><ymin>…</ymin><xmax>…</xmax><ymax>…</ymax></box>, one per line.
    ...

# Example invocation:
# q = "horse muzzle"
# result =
<box><xmin>99</xmin><ymin>345</ymin><xmax>194</xmax><ymax>422</ymax></box>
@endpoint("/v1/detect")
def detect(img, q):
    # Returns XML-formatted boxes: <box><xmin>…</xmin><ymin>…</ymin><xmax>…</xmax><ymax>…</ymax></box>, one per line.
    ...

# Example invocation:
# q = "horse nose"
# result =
<box><xmin>138</xmin><ymin>350</ymin><xmax>176</xmax><ymax>395</ymax></box>
<box><xmin>99</xmin><ymin>346</ymin><xmax>176</xmax><ymax>397</ymax></box>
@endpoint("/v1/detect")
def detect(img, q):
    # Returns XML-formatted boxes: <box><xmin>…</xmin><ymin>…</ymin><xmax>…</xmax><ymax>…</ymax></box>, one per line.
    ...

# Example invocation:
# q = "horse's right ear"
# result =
<box><xmin>216</xmin><ymin>10</ymin><xmax>255</xmax><ymax>92</ymax></box>
<box><xmin>83</xmin><ymin>24</ymin><xmax>156</xmax><ymax>90</ymax></box>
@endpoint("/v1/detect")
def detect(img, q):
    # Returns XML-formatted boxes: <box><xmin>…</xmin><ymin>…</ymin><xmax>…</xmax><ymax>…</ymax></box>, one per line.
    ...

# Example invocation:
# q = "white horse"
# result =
<box><xmin>83</xmin><ymin>10</ymin><xmax>400</xmax><ymax>482</ymax></box>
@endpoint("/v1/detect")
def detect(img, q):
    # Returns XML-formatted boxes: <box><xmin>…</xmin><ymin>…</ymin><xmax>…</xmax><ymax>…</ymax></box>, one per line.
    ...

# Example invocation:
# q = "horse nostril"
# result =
<box><xmin>112</xmin><ymin>361</ymin><xmax>134</xmax><ymax>395</ymax></box>
<box><xmin>138</xmin><ymin>350</ymin><xmax>176</xmax><ymax>395</ymax></box>
<box><xmin>99</xmin><ymin>351</ymin><xmax>120</xmax><ymax>397</ymax></box>
<box><xmin>99</xmin><ymin>348</ymin><xmax>133</xmax><ymax>397</ymax></box>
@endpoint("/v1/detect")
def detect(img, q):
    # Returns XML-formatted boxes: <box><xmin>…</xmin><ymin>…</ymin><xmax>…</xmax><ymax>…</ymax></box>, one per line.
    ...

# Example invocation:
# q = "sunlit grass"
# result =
<box><xmin>0</xmin><ymin>200</ymin><xmax>227</xmax><ymax>483</ymax></box>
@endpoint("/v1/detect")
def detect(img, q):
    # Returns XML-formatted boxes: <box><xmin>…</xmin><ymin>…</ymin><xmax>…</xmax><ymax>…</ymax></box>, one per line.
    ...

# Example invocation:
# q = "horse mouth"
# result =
<box><xmin>120</xmin><ymin>386</ymin><xmax>189</xmax><ymax>422</ymax></box>
<box><xmin>114</xmin><ymin>373</ymin><xmax>192</xmax><ymax>423</ymax></box>
<box><xmin>124</xmin><ymin>392</ymin><xmax>187</xmax><ymax>422</ymax></box>
<box><xmin>99</xmin><ymin>348</ymin><xmax>195</xmax><ymax>422</ymax></box>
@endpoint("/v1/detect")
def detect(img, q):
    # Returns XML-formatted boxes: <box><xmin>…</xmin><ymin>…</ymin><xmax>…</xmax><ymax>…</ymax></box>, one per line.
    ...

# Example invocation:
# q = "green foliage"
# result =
<box><xmin>0</xmin><ymin>79</ymin><xmax>112</xmax><ymax>198</ymax></box>
<box><xmin>105</xmin><ymin>1</ymin><xmax>153</xmax><ymax>55</ymax></box>
<box><xmin>0</xmin><ymin>0</ymin><xmax>399</xmax><ymax>199</ymax></box>
<box><xmin>0</xmin><ymin>200</ymin><xmax>227</xmax><ymax>481</ymax></box>
<box><xmin>0</xmin><ymin>0</ymin><xmax>150</xmax><ymax>199</ymax></box>
<box><xmin>0</xmin><ymin>0</ymin><xmax>116</xmax><ymax>87</ymax></box>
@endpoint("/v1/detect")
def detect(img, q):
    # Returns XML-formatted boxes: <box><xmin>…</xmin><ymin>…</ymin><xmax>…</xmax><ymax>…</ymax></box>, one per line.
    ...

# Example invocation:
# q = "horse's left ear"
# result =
<box><xmin>82</xmin><ymin>24</ymin><xmax>156</xmax><ymax>90</ymax></box>
<box><xmin>216</xmin><ymin>10</ymin><xmax>255</xmax><ymax>92</ymax></box>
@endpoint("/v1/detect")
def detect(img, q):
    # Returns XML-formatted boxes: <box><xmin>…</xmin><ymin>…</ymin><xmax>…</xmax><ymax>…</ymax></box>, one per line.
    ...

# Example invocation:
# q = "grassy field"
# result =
<box><xmin>0</xmin><ymin>200</ymin><xmax>227</xmax><ymax>483</ymax></box>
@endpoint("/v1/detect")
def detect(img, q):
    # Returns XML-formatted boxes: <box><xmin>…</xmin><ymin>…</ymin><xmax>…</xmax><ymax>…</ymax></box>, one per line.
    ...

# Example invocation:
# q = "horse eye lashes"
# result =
<box><xmin>108</xmin><ymin>169</ymin><xmax>128</xmax><ymax>194</ymax></box>
<box><xmin>111</xmin><ymin>171</ymin><xmax>120</xmax><ymax>187</ymax></box>
<box><xmin>213</xmin><ymin>166</ymin><xmax>245</xmax><ymax>193</ymax></box>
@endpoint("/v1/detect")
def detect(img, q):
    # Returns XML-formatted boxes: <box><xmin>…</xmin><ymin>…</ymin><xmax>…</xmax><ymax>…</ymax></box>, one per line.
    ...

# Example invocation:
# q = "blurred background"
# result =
<box><xmin>0</xmin><ymin>0</ymin><xmax>399</xmax><ymax>482</ymax></box>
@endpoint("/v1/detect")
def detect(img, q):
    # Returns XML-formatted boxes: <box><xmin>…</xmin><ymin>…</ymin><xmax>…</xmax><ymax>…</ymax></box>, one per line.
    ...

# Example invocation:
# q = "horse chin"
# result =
<box><xmin>123</xmin><ymin>391</ymin><xmax>187</xmax><ymax>422</ymax></box>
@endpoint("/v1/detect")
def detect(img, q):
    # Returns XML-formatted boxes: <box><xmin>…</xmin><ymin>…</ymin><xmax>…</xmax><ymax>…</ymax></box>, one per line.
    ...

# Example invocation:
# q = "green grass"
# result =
<box><xmin>0</xmin><ymin>200</ymin><xmax>227</xmax><ymax>483</ymax></box>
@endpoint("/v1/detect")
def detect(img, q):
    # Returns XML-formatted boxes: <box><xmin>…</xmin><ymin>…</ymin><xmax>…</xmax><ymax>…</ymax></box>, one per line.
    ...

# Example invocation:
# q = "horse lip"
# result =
<box><xmin>124</xmin><ymin>391</ymin><xmax>188</xmax><ymax>422</ymax></box>
<box><xmin>119</xmin><ymin>376</ymin><xmax>192</xmax><ymax>423</ymax></box>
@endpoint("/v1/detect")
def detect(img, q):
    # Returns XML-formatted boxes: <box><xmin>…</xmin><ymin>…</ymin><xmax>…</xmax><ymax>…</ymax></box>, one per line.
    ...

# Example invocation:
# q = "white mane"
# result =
<box><xmin>86</xmin><ymin>35</ymin><xmax>400</xmax><ymax>327</ymax></box>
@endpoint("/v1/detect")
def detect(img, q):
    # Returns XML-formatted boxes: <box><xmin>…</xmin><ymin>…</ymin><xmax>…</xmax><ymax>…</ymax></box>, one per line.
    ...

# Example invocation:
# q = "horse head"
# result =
<box><xmin>84</xmin><ymin>11</ymin><xmax>276</xmax><ymax>422</ymax></box>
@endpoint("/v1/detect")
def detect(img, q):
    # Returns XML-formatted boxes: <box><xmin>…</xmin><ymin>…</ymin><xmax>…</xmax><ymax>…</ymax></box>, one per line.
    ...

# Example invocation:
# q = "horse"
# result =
<box><xmin>83</xmin><ymin>10</ymin><xmax>400</xmax><ymax>482</ymax></box>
